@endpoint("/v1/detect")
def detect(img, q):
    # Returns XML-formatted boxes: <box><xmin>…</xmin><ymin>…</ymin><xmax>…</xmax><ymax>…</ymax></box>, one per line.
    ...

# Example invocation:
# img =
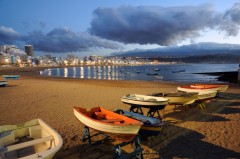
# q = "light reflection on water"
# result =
<box><xmin>40</xmin><ymin>64</ymin><xmax>238</xmax><ymax>83</ymax></box>
<box><xmin>80</xmin><ymin>67</ymin><xmax>84</xmax><ymax>78</ymax></box>
<box><xmin>64</xmin><ymin>68</ymin><xmax>68</xmax><ymax>78</ymax></box>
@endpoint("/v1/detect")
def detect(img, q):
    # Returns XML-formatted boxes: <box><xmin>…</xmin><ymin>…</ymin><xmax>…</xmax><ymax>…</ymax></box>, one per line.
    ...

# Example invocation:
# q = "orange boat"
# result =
<box><xmin>190</xmin><ymin>84</ymin><xmax>228</xmax><ymax>92</ymax></box>
<box><xmin>177</xmin><ymin>85</ymin><xmax>219</xmax><ymax>92</ymax></box>
<box><xmin>73</xmin><ymin>107</ymin><xmax>142</xmax><ymax>142</ymax></box>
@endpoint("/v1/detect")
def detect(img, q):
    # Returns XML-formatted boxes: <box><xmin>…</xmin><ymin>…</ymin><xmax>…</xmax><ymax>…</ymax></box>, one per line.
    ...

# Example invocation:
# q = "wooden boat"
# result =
<box><xmin>73</xmin><ymin>107</ymin><xmax>142</xmax><ymax>142</ymax></box>
<box><xmin>151</xmin><ymin>92</ymin><xmax>198</xmax><ymax>105</ymax></box>
<box><xmin>115</xmin><ymin>110</ymin><xmax>164</xmax><ymax>136</ymax></box>
<box><xmin>197</xmin><ymin>90</ymin><xmax>218</xmax><ymax>100</ymax></box>
<box><xmin>0</xmin><ymin>119</ymin><xmax>63</xmax><ymax>159</ymax></box>
<box><xmin>177</xmin><ymin>85</ymin><xmax>217</xmax><ymax>100</ymax></box>
<box><xmin>178</xmin><ymin>85</ymin><xmax>216</xmax><ymax>93</ymax></box>
<box><xmin>0</xmin><ymin>81</ymin><xmax>7</xmax><ymax>87</ymax></box>
<box><xmin>2</xmin><ymin>75</ymin><xmax>20</xmax><ymax>80</ymax></box>
<box><xmin>190</xmin><ymin>84</ymin><xmax>228</xmax><ymax>92</ymax></box>
<box><xmin>178</xmin><ymin>85</ymin><xmax>223</xmax><ymax>93</ymax></box>
<box><xmin>121</xmin><ymin>94</ymin><xmax>169</xmax><ymax>107</ymax></box>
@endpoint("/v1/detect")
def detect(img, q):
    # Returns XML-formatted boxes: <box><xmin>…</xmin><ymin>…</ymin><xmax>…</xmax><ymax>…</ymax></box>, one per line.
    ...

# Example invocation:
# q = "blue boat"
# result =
<box><xmin>2</xmin><ymin>75</ymin><xmax>20</xmax><ymax>80</ymax></box>
<box><xmin>115</xmin><ymin>109</ymin><xmax>164</xmax><ymax>136</ymax></box>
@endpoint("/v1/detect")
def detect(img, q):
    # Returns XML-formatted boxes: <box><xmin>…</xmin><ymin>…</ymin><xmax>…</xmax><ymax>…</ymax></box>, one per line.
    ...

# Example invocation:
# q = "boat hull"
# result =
<box><xmin>139</xmin><ymin>125</ymin><xmax>163</xmax><ymax>136</ymax></box>
<box><xmin>152</xmin><ymin>92</ymin><xmax>198</xmax><ymax>105</ymax></box>
<box><xmin>190</xmin><ymin>84</ymin><xmax>228</xmax><ymax>92</ymax></box>
<box><xmin>115</xmin><ymin>110</ymin><xmax>164</xmax><ymax>136</ymax></box>
<box><xmin>121</xmin><ymin>94</ymin><xmax>169</xmax><ymax>106</ymax></box>
<box><xmin>197</xmin><ymin>91</ymin><xmax>217</xmax><ymax>100</ymax></box>
<box><xmin>73</xmin><ymin>107</ymin><xmax>142</xmax><ymax>142</ymax></box>
<box><xmin>177</xmin><ymin>86</ymin><xmax>218</xmax><ymax>100</ymax></box>
<box><xmin>178</xmin><ymin>85</ymin><xmax>219</xmax><ymax>93</ymax></box>
<box><xmin>167</xmin><ymin>97</ymin><xmax>196</xmax><ymax>105</ymax></box>
<box><xmin>0</xmin><ymin>119</ymin><xmax>63</xmax><ymax>159</ymax></box>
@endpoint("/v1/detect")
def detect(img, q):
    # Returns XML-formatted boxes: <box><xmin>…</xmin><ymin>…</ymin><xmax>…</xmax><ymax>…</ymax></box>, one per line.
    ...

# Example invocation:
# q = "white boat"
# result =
<box><xmin>121</xmin><ymin>94</ymin><xmax>169</xmax><ymax>106</ymax></box>
<box><xmin>197</xmin><ymin>91</ymin><xmax>218</xmax><ymax>100</ymax></box>
<box><xmin>177</xmin><ymin>86</ymin><xmax>217</xmax><ymax>100</ymax></box>
<box><xmin>0</xmin><ymin>81</ymin><xmax>7</xmax><ymax>87</ymax></box>
<box><xmin>151</xmin><ymin>92</ymin><xmax>198</xmax><ymax>105</ymax></box>
<box><xmin>0</xmin><ymin>119</ymin><xmax>63</xmax><ymax>159</ymax></box>
<box><xmin>73</xmin><ymin>107</ymin><xmax>142</xmax><ymax>142</ymax></box>
<box><xmin>190</xmin><ymin>84</ymin><xmax>229</xmax><ymax>92</ymax></box>
<box><xmin>178</xmin><ymin>85</ymin><xmax>214</xmax><ymax>93</ymax></box>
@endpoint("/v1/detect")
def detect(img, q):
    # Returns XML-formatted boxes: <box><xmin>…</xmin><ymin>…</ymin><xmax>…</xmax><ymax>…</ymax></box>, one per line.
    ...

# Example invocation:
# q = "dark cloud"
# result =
<box><xmin>220</xmin><ymin>3</ymin><xmax>240</xmax><ymax>36</ymax></box>
<box><xmin>23</xmin><ymin>28</ymin><xmax>122</xmax><ymax>52</ymax></box>
<box><xmin>224</xmin><ymin>3</ymin><xmax>240</xmax><ymax>24</ymax></box>
<box><xmin>0</xmin><ymin>26</ymin><xmax>20</xmax><ymax>44</ymax></box>
<box><xmin>89</xmin><ymin>4</ymin><xmax>240</xmax><ymax>45</ymax></box>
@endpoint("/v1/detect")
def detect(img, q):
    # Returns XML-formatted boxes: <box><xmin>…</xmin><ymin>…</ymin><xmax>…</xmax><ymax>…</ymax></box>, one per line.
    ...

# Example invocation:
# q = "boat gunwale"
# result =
<box><xmin>179</xmin><ymin>85</ymin><xmax>220</xmax><ymax>90</ymax></box>
<box><xmin>73</xmin><ymin>107</ymin><xmax>142</xmax><ymax>142</ymax></box>
<box><xmin>0</xmin><ymin>118</ymin><xmax>63</xmax><ymax>158</ymax></box>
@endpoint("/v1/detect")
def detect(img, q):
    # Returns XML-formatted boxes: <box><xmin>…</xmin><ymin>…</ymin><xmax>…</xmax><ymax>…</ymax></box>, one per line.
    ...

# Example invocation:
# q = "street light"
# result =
<box><xmin>5</xmin><ymin>59</ymin><xmax>9</xmax><ymax>64</ymax></box>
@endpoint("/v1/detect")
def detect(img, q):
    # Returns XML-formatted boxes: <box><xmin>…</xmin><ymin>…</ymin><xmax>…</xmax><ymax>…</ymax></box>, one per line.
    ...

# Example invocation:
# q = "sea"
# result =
<box><xmin>40</xmin><ymin>63</ymin><xmax>238</xmax><ymax>83</ymax></box>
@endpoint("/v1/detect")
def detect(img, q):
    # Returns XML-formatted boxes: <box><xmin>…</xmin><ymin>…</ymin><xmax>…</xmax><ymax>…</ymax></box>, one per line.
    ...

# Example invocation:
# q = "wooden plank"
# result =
<box><xmin>1</xmin><ymin>136</ymin><xmax>54</xmax><ymax>153</ymax></box>
<box><xmin>124</xmin><ymin>114</ymin><xmax>149</xmax><ymax>123</ymax></box>
<box><xmin>101</xmin><ymin>119</ymin><xmax>124</xmax><ymax>123</ymax></box>
<box><xmin>0</xmin><ymin>123</ymin><xmax>39</xmax><ymax>135</ymax></box>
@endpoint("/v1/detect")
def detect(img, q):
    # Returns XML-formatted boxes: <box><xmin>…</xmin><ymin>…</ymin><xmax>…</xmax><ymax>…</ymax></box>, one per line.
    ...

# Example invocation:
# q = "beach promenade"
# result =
<box><xmin>0</xmin><ymin>67</ymin><xmax>240</xmax><ymax>159</ymax></box>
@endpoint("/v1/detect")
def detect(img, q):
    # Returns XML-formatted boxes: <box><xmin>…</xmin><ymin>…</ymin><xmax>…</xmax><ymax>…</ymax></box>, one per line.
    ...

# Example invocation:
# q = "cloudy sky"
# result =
<box><xmin>0</xmin><ymin>0</ymin><xmax>240</xmax><ymax>57</ymax></box>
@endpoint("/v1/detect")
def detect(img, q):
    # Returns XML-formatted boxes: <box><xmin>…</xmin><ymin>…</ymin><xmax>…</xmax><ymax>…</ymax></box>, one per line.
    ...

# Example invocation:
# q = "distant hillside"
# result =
<box><xmin>111</xmin><ymin>42</ymin><xmax>240</xmax><ymax>57</ymax></box>
<box><xmin>150</xmin><ymin>54</ymin><xmax>240</xmax><ymax>63</ymax></box>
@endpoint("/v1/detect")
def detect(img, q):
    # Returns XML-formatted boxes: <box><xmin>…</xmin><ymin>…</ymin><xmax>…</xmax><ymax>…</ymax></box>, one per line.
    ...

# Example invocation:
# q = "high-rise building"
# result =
<box><xmin>25</xmin><ymin>45</ymin><xmax>34</xmax><ymax>57</ymax></box>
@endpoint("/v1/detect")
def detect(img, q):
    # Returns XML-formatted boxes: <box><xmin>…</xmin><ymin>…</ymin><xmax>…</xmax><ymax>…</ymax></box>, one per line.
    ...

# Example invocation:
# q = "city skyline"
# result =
<box><xmin>0</xmin><ymin>0</ymin><xmax>240</xmax><ymax>57</ymax></box>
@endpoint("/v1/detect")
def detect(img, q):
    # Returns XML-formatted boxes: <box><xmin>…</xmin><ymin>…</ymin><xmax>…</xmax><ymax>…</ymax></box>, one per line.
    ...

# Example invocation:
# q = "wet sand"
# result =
<box><xmin>0</xmin><ymin>67</ymin><xmax>240</xmax><ymax>159</ymax></box>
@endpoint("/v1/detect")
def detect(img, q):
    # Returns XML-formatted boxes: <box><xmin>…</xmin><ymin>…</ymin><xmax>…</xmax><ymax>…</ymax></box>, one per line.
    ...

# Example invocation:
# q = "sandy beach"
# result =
<box><xmin>0</xmin><ymin>67</ymin><xmax>240</xmax><ymax>159</ymax></box>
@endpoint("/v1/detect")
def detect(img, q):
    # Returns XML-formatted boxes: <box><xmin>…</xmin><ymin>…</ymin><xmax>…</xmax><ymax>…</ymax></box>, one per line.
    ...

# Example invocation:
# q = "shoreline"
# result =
<box><xmin>0</xmin><ymin>67</ymin><xmax>240</xmax><ymax>158</ymax></box>
<box><xmin>1</xmin><ymin>65</ymin><xmax>239</xmax><ymax>85</ymax></box>
<box><xmin>0</xmin><ymin>66</ymin><xmax>181</xmax><ymax>87</ymax></box>
<box><xmin>197</xmin><ymin>71</ymin><xmax>238</xmax><ymax>84</ymax></box>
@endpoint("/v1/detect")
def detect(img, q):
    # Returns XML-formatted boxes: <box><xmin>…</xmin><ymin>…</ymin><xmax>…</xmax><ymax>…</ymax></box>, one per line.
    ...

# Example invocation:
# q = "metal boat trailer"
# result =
<box><xmin>114</xmin><ymin>135</ymin><xmax>143</xmax><ymax>159</ymax></box>
<box><xmin>128</xmin><ymin>104</ymin><xmax>166</xmax><ymax>120</ymax></box>
<box><xmin>81</xmin><ymin>126</ymin><xmax>143</xmax><ymax>159</ymax></box>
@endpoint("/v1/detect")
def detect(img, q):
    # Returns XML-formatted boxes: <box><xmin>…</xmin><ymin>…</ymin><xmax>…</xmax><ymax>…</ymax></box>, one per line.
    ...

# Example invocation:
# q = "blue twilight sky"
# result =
<box><xmin>0</xmin><ymin>0</ymin><xmax>240</xmax><ymax>57</ymax></box>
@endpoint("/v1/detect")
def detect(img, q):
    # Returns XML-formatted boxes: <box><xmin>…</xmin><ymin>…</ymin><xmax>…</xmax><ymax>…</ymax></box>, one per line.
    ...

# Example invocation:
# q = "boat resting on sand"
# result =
<box><xmin>178</xmin><ymin>85</ymin><xmax>221</xmax><ymax>93</ymax></box>
<box><xmin>121</xmin><ymin>94</ymin><xmax>169</xmax><ymax>107</ymax></box>
<box><xmin>197</xmin><ymin>91</ymin><xmax>217</xmax><ymax>100</ymax></box>
<box><xmin>190</xmin><ymin>84</ymin><xmax>228</xmax><ymax>92</ymax></box>
<box><xmin>0</xmin><ymin>81</ymin><xmax>7</xmax><ymax>87</ymax></box>
<box><xmin>115</xmin><ymin>110</ymin><xmax>164</xmax><ymax>136</ymax></box>
<box><xmin>177</xmin><ymin>85</ymin><xmax>217</xmax><ymax>100</ymax></box>
<box><xmin>150</xmin><ymin>92</ymin><xmax>198</xmax><ymax>106</ymax></box>
<box><xmin>0</xmin><ymin>119</ymin><xmax>63</xmax><ymax>159</ymax></box>
<box><xmin>2</xmin><ymin>75</ymin><xmax>20</xmax><ymax>80</ymax></box>
<box><xmin>73</xmin><ymin>107</ymin><xmax>142</xmax><ymax>142</ymax></box>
